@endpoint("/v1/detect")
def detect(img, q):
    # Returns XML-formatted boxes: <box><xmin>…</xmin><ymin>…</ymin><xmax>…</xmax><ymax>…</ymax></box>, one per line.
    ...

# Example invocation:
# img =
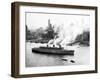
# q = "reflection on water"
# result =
<box><xmin>25</xmin><ymin>42</ymin><xmax>90</xmax><ymax>67</ymax></box>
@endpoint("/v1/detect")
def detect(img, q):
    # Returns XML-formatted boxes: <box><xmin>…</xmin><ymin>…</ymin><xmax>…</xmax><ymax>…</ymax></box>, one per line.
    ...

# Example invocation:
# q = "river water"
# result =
<box><xmin>25</xmin><ymin>42</ymin><xmax>90</xmax><ymax>67</ymax></box>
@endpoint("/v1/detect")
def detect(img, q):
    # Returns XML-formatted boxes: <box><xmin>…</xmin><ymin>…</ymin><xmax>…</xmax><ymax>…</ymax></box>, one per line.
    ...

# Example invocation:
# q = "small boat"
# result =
<box><xmin>61</xmin><ymin>58</ymin><xmax>68</xmax><ymax>61</ymax></box>
<box><xmin>70</xmin><ymin>60</ymin><xmax>75</xmax><ymax>63</ymax></box>
<box><xmin>32</xmin><ymin>45</ymin><xmax>74</xmax><ymax>55</ymax></box>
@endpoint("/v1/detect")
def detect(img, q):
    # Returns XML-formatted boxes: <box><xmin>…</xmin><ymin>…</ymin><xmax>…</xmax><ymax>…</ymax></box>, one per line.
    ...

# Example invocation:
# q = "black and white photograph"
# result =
<box><xmin>11</xmin><ymin>2</ymin><xmax>97</xmax><ymax>77</ymax></box>
<box><xmin>25</xmin><ymin>12</ymin><xmax>90</xmax><ymax>67</ymax></box>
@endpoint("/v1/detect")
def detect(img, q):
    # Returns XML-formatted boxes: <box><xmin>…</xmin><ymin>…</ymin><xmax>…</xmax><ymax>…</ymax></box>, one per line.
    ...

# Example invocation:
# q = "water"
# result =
<box><xmin>25</xmin><ymin>42</ymin><xmax>90</xmax><ymax>67</ymax></box>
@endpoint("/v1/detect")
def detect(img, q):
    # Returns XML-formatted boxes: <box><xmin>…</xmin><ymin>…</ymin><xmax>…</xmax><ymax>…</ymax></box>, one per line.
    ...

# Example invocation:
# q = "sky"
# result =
<box><xmin>26</xmin><ymin>12</ymin><xmax>90</xmax><ymax>30</ymax></box>
<box><xmin>26</xmin><ymin>12</ymin><xmax>90</xmax><ymax>41</ymax></box>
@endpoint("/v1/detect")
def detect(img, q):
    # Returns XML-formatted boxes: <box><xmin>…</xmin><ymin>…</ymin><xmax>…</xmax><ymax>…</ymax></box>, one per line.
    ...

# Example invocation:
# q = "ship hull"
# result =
<box><xmin>32</xmin><ymin>47</ymin><xmax>74</xmax><ymax>55</ymax></box>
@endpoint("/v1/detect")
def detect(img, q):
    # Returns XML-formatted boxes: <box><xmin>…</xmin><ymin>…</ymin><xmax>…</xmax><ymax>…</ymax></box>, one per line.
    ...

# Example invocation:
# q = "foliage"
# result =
<box><xmin>68</xmin><ymin>30</ymin><xmax>90</xmax><ymax>46</ymax></box>
<box><xmin>26</xmin><ymin>24</ymin><xmax>58</xmax><ymax>43</ymax></box>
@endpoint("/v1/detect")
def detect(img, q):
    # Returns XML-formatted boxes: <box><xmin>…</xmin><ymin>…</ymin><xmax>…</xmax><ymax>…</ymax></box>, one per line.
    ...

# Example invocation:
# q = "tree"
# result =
<box><xmin>68</xmin><ymin>30</ymin><xmax>90</xmax><ymax>46</ymax></box>
<box><xmin>26</xmin><ymin>25</ymin><xmax>31</xmax><ymax>41</ymax></box>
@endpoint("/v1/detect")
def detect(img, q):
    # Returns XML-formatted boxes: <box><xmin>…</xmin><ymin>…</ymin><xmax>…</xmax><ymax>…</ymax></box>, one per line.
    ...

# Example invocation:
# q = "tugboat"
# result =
<box><xmin>32</xmin><ymin>44</ymin><xmax>74</xmax><ymax>55</ymax></box>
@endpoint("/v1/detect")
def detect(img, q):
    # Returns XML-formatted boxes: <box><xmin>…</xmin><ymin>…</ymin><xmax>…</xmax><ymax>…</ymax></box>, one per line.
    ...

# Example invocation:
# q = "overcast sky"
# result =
<box><xmin>26</xmin><ymin>12</ymin><xmax>90</xmax><ymax>28</ymax></box>
<box><xmin>26</xmin><ymin>12</ymin><xmax>90</xmax><ymax>39</ymax></box>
